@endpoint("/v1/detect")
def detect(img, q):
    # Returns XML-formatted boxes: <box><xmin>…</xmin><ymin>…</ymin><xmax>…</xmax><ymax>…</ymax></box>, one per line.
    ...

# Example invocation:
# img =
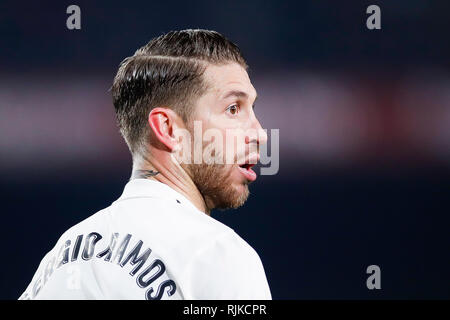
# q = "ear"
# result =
<box><xmin>148</xmin><ymin>107</ymin><xmax>180</xmax><ymax>151</ymax></box>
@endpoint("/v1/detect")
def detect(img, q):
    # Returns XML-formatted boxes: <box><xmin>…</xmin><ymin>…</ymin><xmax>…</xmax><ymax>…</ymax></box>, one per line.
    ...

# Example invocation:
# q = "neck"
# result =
<box><xmin>130</xmin><ymin>154</ymin><xmax>211</xmax><ymax>215</ymax></box>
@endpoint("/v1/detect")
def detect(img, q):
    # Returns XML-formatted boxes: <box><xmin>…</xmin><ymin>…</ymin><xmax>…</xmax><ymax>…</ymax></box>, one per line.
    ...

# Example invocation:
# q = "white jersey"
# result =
<box><xmin>19</xmin><ymin>179</ymin><xmax>271</xmax><ymax>300</ymax></box>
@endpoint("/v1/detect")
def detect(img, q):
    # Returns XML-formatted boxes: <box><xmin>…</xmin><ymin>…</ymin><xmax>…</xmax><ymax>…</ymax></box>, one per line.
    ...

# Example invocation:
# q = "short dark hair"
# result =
<box><xmin>111</xmin><ymin>29</ymin><xmax>248</xmax><ymax>156</ymax></box>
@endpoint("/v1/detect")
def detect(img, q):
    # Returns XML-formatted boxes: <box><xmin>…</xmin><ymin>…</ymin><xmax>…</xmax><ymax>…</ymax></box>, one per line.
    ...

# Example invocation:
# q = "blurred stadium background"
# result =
<box><xmin>1</xmin><ymin>1</ymin><xmax>449</xmax><ymax>299</ymax></box>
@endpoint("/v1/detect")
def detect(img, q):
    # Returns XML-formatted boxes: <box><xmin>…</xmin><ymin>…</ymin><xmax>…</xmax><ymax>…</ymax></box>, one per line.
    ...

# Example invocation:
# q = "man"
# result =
<box><xmin>20</xmin><ymin>29</ymin><xmax>271</xmax><ymax>300</ymax></box>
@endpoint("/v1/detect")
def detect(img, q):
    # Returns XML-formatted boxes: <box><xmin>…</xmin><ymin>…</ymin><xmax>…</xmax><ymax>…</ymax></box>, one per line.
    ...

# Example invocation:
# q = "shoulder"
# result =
<box><xmin>20</xmin><ymin>197</ymin><xmax>231</xmax><ymax>300</ymax></box>
<box><xmin>19</xmin><ymin>207</ymin><xmax>110</xmax><ymax>299</ymax></box>
<box><xmin>182</xmin><ymin>229</ymin><xmax>272</xmax><ymax>300</ymax></box>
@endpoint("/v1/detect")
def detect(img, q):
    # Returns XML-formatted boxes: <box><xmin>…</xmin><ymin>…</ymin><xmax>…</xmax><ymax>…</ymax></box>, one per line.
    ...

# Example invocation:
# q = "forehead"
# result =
<box><xmin>202</xmin><ymin>62</ymin><xmax>257</xmax><ymax>100</ymax></box>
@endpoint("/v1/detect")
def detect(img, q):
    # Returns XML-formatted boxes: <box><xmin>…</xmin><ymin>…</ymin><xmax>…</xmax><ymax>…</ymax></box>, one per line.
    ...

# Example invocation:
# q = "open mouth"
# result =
<box><xmin>239</xmin><ymin>163</ymin><xmax>255</xmax><ymax>170</ymax></box>
<box><xmin>237</xmin><ymin>163</ymin><xmax>257</xmax><ymax>181</ymax></box>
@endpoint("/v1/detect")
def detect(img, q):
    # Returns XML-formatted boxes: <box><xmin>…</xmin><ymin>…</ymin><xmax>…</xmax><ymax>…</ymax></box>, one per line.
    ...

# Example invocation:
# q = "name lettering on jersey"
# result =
<box><xmin>22</xmin><ymin>232</ymin><xmax>177</xmax><ymax>300</ymax></box>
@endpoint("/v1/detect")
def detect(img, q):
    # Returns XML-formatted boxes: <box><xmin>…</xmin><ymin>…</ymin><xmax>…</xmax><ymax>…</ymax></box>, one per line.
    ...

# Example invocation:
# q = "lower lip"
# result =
<box><xmin>237</xmin><ymin>166</ymin><xmax>257</xmax><ymax>182</ymax></box>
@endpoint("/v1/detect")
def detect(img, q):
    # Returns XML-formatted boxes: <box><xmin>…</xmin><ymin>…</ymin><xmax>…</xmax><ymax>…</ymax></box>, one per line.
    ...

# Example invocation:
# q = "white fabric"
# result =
<box><xmin>19</xmin><ymin>179</ymin><xmax>272</xmax><ymax>300</ymax></box>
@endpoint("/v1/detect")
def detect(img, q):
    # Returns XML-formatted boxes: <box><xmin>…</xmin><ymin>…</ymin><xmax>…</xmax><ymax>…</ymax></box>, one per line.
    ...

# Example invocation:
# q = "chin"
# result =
<box><xmin>188</xmin><ymin>162</ymin><xmax>251</xmax><ymax>211</ymax></box>
<box><xmin>234</xmin><ymin>181</ymin><xmax>249</xmax><ymax>196</ymax></box>
<box><xmin>215</xmin><ymin>182</ymin><xmax>249</xmax><ymax>210</ymax></box>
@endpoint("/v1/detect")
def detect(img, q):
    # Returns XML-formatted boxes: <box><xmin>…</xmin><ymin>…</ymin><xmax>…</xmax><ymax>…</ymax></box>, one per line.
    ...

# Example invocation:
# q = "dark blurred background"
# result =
<box><xmin>1</xmin><ymin>0</ymin><xmax>449</xmax><ymax>299</ymax></box>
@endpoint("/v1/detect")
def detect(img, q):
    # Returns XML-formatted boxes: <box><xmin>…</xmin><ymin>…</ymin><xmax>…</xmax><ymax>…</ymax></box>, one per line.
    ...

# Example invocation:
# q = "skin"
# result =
<box><xmin>131</xmin><ymin>62</ymin><xmax>267</xmax><ymax>215</ymax></box>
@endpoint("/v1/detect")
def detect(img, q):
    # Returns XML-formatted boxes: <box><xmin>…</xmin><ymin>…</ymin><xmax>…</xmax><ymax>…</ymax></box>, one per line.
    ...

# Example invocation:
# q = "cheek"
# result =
<box><xmin>197</xmin><ymin>117</ymin><xmax>249</xmax><ymax>164</ymax></box>
<box><xmin>223</xmin><ymin>132</ymin><xmax>247</xmax><ymax>163</ymax></box>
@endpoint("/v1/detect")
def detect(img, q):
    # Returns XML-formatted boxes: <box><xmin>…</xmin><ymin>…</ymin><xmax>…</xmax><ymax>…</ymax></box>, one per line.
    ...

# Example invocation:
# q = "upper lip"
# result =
<box><xmin>238</xmin><ymin>154</ymin><xmax>259</xmax><ymax>168</ymax></box>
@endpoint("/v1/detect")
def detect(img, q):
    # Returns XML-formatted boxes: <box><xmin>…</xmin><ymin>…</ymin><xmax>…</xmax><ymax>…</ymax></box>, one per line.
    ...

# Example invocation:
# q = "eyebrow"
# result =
<box><xmin>221</xmin><ymin>90</ymin><xmax>258</xmax><ymax>103</ymax></box>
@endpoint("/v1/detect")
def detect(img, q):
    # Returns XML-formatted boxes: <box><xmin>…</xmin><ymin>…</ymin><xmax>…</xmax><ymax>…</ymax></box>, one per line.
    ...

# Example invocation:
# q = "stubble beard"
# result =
<box><xmin>181</xmin><ymin>162</ymin><xmax>250</xmax><ymax>211</ymax></box>
<box><xmin>180</xmin><ymin>121</ymin><xmax>250</xmax><ymax>211</ymax></box>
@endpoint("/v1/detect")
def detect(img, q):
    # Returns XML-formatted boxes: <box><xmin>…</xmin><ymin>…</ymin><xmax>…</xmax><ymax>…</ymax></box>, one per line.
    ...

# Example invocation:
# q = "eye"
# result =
<box><xmin>226</xmin><ymin>104</ymin><xmax>240</xmax><ymax>115</ymax></box>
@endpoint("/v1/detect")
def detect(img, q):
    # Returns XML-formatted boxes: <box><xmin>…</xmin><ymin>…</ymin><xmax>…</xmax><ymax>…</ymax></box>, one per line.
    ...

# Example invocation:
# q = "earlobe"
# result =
<box><xmin>148</xmin><ymin>108</ymin><xmax>178</xmax><ymax>151</ymax></box>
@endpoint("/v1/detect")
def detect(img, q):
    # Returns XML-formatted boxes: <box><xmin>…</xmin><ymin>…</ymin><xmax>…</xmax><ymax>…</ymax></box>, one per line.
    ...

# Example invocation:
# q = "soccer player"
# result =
<box><xmin>20</xmin><ymin>29</ymin><xmax>271</xmax><ymax>300</ymax></box>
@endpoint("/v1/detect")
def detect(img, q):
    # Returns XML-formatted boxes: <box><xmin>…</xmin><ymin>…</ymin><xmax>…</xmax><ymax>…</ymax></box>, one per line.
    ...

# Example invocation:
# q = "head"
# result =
<box><xmin>112</xmin><ymin>29</ymin><xmax>267</xmax><ymax>210</ymax></box>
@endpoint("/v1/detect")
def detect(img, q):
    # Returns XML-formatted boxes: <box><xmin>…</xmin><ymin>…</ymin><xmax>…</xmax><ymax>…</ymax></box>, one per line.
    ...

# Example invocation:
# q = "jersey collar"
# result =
<box><xmin>115</xmin><ymin>178</ymin><xmax>203</xmax><ymax>214</ymax></box>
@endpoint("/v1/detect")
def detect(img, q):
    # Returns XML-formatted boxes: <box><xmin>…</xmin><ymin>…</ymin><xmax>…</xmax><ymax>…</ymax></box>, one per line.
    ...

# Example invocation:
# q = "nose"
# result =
<box><xmin>245</xmin><ymin>114</ymin><xmax>268</xmax><ymax>146</ymax></box>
